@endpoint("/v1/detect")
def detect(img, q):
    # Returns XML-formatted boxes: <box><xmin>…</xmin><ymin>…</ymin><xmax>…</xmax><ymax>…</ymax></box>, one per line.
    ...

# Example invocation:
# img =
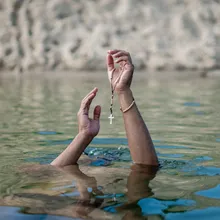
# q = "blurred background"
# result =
<box><xmin>0</xmin><ymin>0</ymin><xmax>219</xmax><ymax>73</ymax></box>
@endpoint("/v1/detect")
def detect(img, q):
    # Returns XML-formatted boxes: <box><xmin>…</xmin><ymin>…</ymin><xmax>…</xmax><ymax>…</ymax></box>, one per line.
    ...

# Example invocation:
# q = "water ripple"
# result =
<box><xmin>0</xmin><ymin>206</ymin><xmax>81</xmax><ymax>220</ymax></box>
<box><xmin>195</xmin><ymin>184</ymin><xmax>220</xmax><ymax>199</ymax></box>
<box><xmin>165</xmin><ymin>207</ymin><xmax>220</xmax><ymax>220</ymax></box>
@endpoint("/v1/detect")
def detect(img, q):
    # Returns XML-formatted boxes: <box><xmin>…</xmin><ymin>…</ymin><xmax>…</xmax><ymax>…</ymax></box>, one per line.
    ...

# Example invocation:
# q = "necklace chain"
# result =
<box><xmin>110</xmin><ymin>69</ymin><xmax>115</xmax><ymax>116</ymax></box>
<box><xmin>109</xmin><ymin>67</ymin><xmax>123</xmax><ymax>120</ymax></box>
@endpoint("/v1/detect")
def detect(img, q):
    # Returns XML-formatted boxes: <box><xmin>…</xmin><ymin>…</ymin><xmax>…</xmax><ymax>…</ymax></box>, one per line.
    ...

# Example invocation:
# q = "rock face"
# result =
<box><xmin>0</xmin><ymin>0</ymin><xmax>219</xmax><ymax>72</ymax></box>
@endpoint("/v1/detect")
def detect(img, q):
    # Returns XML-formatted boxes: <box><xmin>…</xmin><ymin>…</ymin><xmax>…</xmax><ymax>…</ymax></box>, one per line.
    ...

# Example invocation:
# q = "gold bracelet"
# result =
<box><xmin>120</xmin><ymin>99</ymin><xmax>135</xmax><ymax>113</ymax></box>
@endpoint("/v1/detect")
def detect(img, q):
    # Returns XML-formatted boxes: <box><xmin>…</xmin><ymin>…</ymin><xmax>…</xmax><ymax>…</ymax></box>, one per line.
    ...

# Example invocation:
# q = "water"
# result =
<box><xmin>0</xmin><ymin>71</ymin><xmax>220</xmax><ymax>219</ymax></box>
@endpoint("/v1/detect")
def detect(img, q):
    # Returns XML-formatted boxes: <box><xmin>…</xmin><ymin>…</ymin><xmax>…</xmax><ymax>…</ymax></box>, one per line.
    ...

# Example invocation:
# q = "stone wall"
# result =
<box><xmin>0</xmin><ymin>0</ymin><xmax>219</xmax><ymax>72</ymax></box>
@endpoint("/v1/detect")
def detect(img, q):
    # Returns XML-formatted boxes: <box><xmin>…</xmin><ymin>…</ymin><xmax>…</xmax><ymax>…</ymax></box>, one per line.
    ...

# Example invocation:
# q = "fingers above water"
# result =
<box><xmin>93</xmin><ymin>105</ymin><xmax>101</xmax><ymax>121</ymax></box>
<box><xmin>106</xmin><ymin>53</ymin><xmax>115</xmax><ymax>72</ymax></box>
<box><xmin>108</xmin><ymin>49</ymin><xmax>133</xmax><ymax>65</ymax></box>
<box><xmin>79</xmin><ymin>88</ymin><xmax>98</xmax><ymax>115</ymax></box>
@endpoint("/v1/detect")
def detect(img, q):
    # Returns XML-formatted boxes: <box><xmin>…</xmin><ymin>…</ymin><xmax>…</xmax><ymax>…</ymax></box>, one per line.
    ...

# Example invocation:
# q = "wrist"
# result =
<box><xmin>117</xmin><ymin>88</ymin><xmax>135</xmax><ymax>113</ymax></box>
<box><xmin>117</xmin><ymin>88</ymin><xmax>133</xmax><ymax>98</ymax></box>
<box><xmin>77</xmin><ymin>132</ymin><xmax>94</xmax><ymax>144</ymax></box>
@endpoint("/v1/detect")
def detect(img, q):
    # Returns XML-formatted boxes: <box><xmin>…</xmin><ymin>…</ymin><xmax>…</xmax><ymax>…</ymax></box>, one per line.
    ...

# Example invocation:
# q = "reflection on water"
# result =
<box><xmin>0</xmin><ymin>71</ymin><xmax>220</xmax><ymax>219</ymax></box>
<box><xmin>1</xmin><ymin>206</ymin><xmax>77</xmax><ymax>220</ymax></box>
<box><xmin>0</xmin><ymin>164</ymin><xmax>158</xmax><ymax>219</ymax></box>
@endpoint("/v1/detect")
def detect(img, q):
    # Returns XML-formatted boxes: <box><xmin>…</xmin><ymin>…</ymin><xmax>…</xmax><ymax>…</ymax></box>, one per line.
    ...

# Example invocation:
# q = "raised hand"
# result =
<box><xmin>106</xmin><ymin>49</ymin><xmax>134</xmax><ymax>94</ymax></box>
<box><xmin>77</xmin><ymin>88</ymin><xmax>101</xmax><ymax>138</ymax></box>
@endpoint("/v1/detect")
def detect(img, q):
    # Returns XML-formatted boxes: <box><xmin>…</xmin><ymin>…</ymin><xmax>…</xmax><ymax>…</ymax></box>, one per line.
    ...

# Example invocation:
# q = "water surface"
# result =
<box><xmin>0</xmin><ymin>71</ymin><xmax>220</xmax><ymax>219</ymax></box>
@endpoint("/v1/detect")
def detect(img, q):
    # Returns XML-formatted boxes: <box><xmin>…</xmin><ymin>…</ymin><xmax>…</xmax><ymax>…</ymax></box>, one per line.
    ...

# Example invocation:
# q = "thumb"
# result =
<box><xmin>93</xmin><ymin>105</ymin><xmax>101</xmax><ymax>121</ymax></box>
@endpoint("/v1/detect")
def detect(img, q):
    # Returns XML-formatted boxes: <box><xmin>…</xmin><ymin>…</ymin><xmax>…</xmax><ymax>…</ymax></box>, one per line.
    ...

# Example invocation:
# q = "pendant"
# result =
<box><xmin>108</xmin><ymin>114</ymin><xmax>114</xmax><ymax>125</ymax></box>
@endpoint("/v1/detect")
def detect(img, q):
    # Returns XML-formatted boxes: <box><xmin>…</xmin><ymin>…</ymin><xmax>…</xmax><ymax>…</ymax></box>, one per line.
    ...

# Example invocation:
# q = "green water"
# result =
<box><xmin>0</xmin><ymin>71</ymin><xmax>220</xmax><ymax>219</ymax></box>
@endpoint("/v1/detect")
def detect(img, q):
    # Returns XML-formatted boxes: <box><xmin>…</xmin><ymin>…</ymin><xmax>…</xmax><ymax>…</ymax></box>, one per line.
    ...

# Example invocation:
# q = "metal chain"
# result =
<box><xmin>109</xmin><ymin>68</ymin><xmax>122</xmax><ymax>118</ymax></box>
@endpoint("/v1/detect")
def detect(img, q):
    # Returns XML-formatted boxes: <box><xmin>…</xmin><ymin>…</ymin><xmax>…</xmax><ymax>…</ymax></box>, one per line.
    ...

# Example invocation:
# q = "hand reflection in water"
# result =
<box><xmin>1</xmin><ymin>159</ymin><xmax>158</xmax><ymax>219</ymax></box>
<box><xmin>60</xmin><ymin>164</ymin><xmax>104</xmax><ymax>218</ymax></box>
<box><xmin>58</xmin><ymin>163</ymin><xmax>158</xmax><ymax>219</ymax></box>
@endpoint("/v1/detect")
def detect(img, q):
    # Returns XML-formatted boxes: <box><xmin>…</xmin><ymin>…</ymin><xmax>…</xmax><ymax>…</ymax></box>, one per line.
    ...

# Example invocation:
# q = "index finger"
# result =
<box><xmin>80</xmin><ymin>88</ymin><xmax>98</xmax><ymax>115</ymax></box>
<box><xmin>82</xmin><ymin>88</ymin><xmax>98</xmax><ymax>103</ymax></box>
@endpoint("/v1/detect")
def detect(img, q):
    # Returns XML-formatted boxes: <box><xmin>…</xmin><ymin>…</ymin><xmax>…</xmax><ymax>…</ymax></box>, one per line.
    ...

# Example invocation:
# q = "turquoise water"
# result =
<box><xmin>0</xmin><ymin>71</ymin><xmax>220</xmax><ymax>219</ymax></box>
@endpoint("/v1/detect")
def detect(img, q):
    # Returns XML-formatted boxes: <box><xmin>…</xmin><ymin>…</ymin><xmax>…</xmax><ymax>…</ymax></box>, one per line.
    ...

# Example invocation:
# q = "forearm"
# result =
<box><xmin>51</xmin><ymin>133</ymin><xmax>93</xmax><ymax>167</ymax></box>
<box><xmin>118</xmin><ymin>89</ymin><xmax>158</xmax><ymax>165</ymax></box>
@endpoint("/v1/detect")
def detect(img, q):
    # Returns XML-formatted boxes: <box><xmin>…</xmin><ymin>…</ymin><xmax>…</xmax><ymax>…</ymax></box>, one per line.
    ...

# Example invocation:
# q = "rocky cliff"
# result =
<box><xmin>0</xmin><ymin>0</ymin><xmax>219</xmax><ymax>72</ymax></box>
